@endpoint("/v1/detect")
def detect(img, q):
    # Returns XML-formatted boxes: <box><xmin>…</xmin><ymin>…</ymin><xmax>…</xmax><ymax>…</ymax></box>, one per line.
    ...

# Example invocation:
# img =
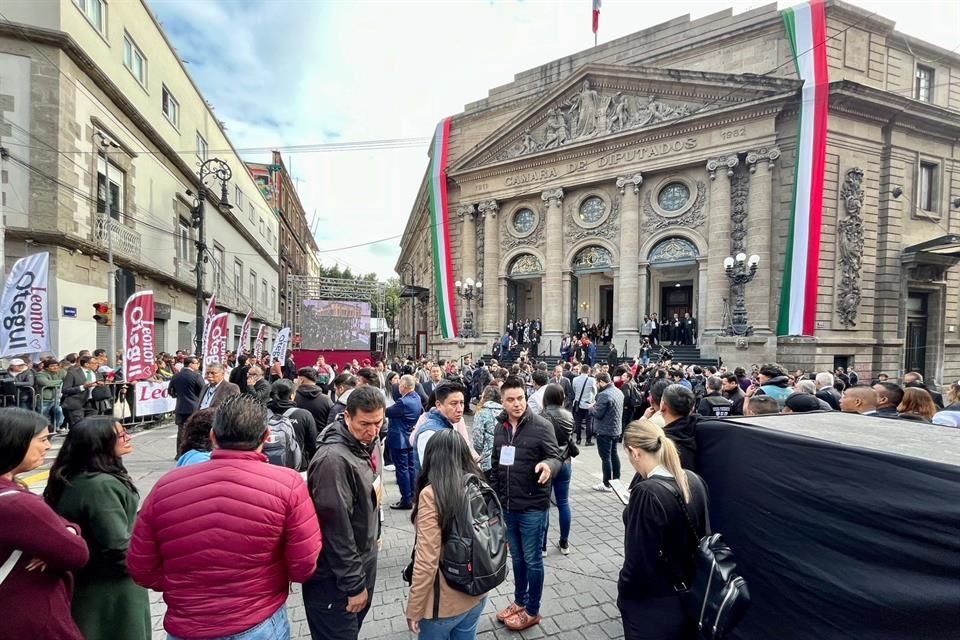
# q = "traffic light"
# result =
<box><xmin>93</xmin><ymin>302</ymin><xmax>113</xmax><ymax>326</ymax></box>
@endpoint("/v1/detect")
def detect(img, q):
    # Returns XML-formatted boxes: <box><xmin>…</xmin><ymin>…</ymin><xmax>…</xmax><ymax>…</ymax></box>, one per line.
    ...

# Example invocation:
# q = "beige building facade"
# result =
<box><xmin>396</xmin><ymin>0</ymin><xmax>960</xmax><ymax>383</ymax></box>
<box><xmin>0</xmin><ymin>0</ymin><xmax>281</xmax><ymax>358</ymax></box>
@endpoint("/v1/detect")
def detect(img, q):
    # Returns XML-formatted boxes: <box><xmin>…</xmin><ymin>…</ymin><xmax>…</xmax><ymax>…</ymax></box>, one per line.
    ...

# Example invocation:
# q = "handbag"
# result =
<box><xmin>651</xmin><ymin>477</ymin><xmax>750</xmax><ymax>640</ymax></box>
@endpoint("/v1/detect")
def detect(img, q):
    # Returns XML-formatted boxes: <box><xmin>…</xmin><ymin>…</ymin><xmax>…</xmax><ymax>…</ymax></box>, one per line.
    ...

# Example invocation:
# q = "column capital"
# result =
<box><xmin>745</xmin><ymin>146</ymin><xmax>781</xmax><ymax>173</ymax></box>
<box><xmin>455</xmin><ymin>204</ymin><xmax>477</xmax><ymax>219</ymax></box>
<box><xmin>616</xmin><ymin>174</ymin><xmax>644</xmax><ymax>194</ymax></box>
<box><xmin>706</xmin><ymin>155</ymin><xmax>739</xmax><ymax>180</ymax></box>
<box><xmin>477</xmin><ymin>200</ymin><xmax>499</xmax><ymax>218</ymax></box>
<box><xmin>540</xmin><ymin>188</ymin><xmax>564</xmax><ymax>205</ymax></box>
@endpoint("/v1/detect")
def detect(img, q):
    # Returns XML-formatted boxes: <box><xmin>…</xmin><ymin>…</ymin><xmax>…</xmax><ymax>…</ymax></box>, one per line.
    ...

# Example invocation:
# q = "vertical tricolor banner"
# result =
<box><xmin>779</xmin><ymin>0</ymin><xmax>828</xmax><ymax>336</ymax></box>
<box><xmin>428</xmin><ymin>117</ymin><xmax>458</xmax><ymax>339</ymax></box>
<box><xmin>122</xmin><ymin>290</ymin><xmax>156</xmax><ymax>383</ymax></box>
<box><xmin>592</xmin><ymin>0</ymin><xmax>601</xmax><ymax>35</ymax></box>
<box><xmin>236</xmin><ymin>310</ymin><xmax>252</xmax><ymax>355</ymax></box>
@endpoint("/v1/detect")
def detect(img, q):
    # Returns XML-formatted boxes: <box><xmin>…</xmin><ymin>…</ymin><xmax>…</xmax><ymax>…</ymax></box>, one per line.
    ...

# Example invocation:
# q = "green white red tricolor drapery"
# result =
<box><xmin>429</xmin><ymin>117</ymin><xmax>458</xmax><ymax>339</ymax></box>
<box><xmin>778</xmin><ymin>0</ymin><xmax>828</xmax><ymax>336</ymax></box>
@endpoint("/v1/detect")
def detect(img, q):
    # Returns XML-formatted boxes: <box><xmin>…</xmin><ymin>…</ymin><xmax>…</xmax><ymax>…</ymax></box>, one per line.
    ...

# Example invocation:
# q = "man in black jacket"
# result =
<box><xmin>295</xmin><ymin>367</ymin><xmax>333</xmax><ymax>430</ymax></box>
<box><xmin>268</xmin><ymin>378</ymin><xmax>318</xmax><ymax>470</ymax></box>
<box><xmin>60</xmin><ymin>355</ymin><xmax>100</xmax><ymax>432</ymax></box>
<box><xmin>245</xmin><ymin>365</ymin><xmax>271</xmax><ymax>404</ymax></box>
<box><xmin>492</xmin><ymin>377</ymin><xmax>562</xmax><ymax>633</ymax></box>
<box><xmin>660</xmin><ymin>384</ymin><xmax>698</xmax><ymax>471</ymax></box>
<box><xmin>697</xmin><ymin>376</ymin><xmax>733</xmax><ymax>418</ymax></box>
<box><xmin>720</xmin><ymin>372</ymin><xmax>746</xmax><ymax>416</ymax></box>
<box><xmin>167</xmin><ymin>357</ymin><xmax>203</xmax><ymax>450</ymax></box>
<box><xmin>304</xmin><ymin>386</ymin><xmax>385</xmax><ymax>640</ymax></box>
<box><xmin>228</xmin><ymin>354</ymin><xmax>250</xmax><ymax>394</ymax></box>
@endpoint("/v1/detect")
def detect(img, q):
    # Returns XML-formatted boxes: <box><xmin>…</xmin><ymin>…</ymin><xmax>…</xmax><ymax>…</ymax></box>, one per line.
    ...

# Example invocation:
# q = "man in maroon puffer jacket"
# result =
<box><xmin>128</xmin><ymin>395</ymin><xmax>322</xmax><ymax>639</ymax></box>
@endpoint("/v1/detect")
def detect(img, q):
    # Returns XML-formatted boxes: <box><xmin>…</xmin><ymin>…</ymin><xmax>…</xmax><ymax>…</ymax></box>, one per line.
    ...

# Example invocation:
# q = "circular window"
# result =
<box><xmin>658</xmin><ymin>182</ymin><xmax>690</xmax><ymax>212</ymax></box>
<box><xmin>579</xmin><ymin>196</ymin><xmax>606</xmax><ymax>224</ymax></box>
<box><xmin>512</xmin><ymin>208</ymin><xmax>536</xmax><ymax>234</ymax></box>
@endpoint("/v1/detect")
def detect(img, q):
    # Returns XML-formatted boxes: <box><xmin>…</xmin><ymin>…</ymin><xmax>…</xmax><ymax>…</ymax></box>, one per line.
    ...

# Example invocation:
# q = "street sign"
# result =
<box><xmin>63</xmin><ymin>306</ymin><xmax>77</xmax><ymax>318</ymax></box>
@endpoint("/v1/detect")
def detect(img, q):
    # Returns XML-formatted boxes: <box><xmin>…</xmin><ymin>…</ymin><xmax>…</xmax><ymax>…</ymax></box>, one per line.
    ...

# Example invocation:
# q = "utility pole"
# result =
<box><xmin>98</xmin><ymin>133</ymin><xmax>119</xmax><ymax>367</ymax></box>
<box><xmin>191</xmin><ymin>159</ymin><xmax>233</xmax><ymax>357</ymax></box>
<box><xmin>0</xmin><ymin>147</ymin><xmax>7</xmax><ymax>277</ymax></box>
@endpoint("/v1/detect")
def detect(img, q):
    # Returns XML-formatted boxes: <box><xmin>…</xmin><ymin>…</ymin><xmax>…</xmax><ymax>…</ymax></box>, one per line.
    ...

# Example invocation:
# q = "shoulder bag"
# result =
<box><xmin>650</xmin><ymin>477</ymin><xmax>751</xmax><ymax>640</ymax></box>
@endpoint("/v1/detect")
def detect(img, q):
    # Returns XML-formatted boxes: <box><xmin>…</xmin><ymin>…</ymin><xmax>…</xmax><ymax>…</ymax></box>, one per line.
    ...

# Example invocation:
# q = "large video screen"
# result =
<box><xmin>301</xmin><ymin>299</ymin><xmax>371</xmax><ymax>350</ymax></box>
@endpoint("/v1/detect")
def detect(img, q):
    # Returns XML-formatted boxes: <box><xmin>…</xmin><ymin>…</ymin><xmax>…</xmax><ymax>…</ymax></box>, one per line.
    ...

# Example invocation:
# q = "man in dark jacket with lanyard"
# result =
<box><xmin>304</xmin><ymin>386</ymin><xmax>385</xmax><ymax>640</ymax></box>
<box><xmin>492</xmin><ymin>377</ymin><xmax>562</xmax><ymax>633</ymax></box>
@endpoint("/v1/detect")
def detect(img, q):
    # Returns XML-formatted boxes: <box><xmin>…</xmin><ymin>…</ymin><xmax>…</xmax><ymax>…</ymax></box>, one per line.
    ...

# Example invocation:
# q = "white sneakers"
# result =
<box><xmin>592</xmin><ymin>483</ymin><xmax>613</xmax><ymax>493</ymax></box>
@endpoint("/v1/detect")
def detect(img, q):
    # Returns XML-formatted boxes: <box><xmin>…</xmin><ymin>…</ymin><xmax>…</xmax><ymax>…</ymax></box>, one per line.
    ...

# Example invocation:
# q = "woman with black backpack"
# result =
<box><xmin>618</xmin><ymin>418</ymin><xmax>709</xmax><ymax>640</ymax></box>
<box><xmin>405</xmin><ymin>429</ymin><xmax>493</xmax><ymax>639</ymax></box>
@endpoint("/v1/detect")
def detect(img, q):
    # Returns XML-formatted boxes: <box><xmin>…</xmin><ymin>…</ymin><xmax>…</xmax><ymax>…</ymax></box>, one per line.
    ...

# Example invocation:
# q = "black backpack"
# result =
<box><xmin>653</xmin><ymin>478</ymin><xmax>751</xmax><ymax>640</ymax></box>
<box><xmin>404</xmin><ymin>475</ymin><xmax>508</xmax><ymax>607</ymax></box>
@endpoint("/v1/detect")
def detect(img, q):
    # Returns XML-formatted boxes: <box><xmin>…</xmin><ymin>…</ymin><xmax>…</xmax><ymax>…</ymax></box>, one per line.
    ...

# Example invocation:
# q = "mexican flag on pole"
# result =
<box><xmin>429</xmin><ymin>117</ymin><xmax>458</xmax><ymax>339</ymax></box>
<box><xmin>778</xmin><ymin>0</ymin><xmax>828</xmax><ymax>336</ymax></box>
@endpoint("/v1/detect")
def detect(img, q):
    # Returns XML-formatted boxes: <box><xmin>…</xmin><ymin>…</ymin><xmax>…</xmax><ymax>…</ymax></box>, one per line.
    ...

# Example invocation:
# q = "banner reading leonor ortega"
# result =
<box><xmin>123</xmin><ymin>290</ymin><xmax>156</xmax><ymax>383</ymax></box>
<box><xmin>135</xmin><ymin>380</ymin><xmax>176</xmax><ymax>415</ymax></box>
<box><xmin>271</xmin><ymin>327</ymin><xmax>291</xmax><ymax>364</ymax></box>
<box><xmin>204</xmin><ymin>312</ymin><xmax>229</xmax><ymax>371</ymax></box>
<box><xmin>0</xmin><ymin>252</ymin><xmax>51</xmax><ymax>358</ymax></box>
<box><xmin>254</xmin><ymin>324</ymin><xmax>267</xmax><ymax>361</ymax></box>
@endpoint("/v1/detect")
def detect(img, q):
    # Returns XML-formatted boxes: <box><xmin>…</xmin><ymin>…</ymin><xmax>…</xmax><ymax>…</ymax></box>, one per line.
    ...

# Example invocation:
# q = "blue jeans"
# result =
<box><xmin>40</xmin><ymin>399</ymin><xmax>64</xmax><ymax>429</ymax></box>
<box><xmin>543</xmin><ymin>462</ymin><xmax>572</xmax><ymax>547</ymax></box>
<box><xmin>391</xmin><ymin>447</ymin><xmax>416</xmax><ymax>505</ymax></box>
<box><xmin>418</xmin><ymin>598</ymin><xmax>486</xmax><ymax>639</ymax></box>
<box><xmin>597</xmin><ymin>434</ymin><xmax>620</xmax><ymax>487</ymax></box>
<box><xmin>596</xmin><ymin>434</ymin><xmax>621</xmax><ymax>486</ymax></box>
<box><xmin>168</xmin><ymin>606</ymin><xmax>288</xmax><ymax>640</ymax></box>
<box><xmin>504</xmin><ymin>510</ymin><xmax>548</xmax><ymax>616</ymax></box>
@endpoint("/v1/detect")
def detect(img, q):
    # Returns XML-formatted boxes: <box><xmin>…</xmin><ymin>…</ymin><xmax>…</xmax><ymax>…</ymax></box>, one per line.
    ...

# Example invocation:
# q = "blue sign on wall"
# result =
<box><xmin>63</xmin><ymin>306</ymin><xmax>77</xmax><ymax>318</ymax></box>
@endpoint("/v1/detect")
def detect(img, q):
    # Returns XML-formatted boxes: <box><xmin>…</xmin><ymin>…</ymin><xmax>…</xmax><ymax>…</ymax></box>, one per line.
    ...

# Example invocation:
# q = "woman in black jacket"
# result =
<box><xmin>540</xmin><ymin>384</ymin><xmax>576</xmax><ymax>556</ymax></box>
<box><xmin>618</xmin><ymin>418</ymin><xmax>709</xmax><ymax>640</ymax></box>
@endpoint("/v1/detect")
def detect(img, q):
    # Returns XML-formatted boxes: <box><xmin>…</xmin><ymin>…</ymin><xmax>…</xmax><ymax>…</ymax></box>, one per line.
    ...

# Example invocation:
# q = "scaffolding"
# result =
<box><xmin>286</xmin><ymin>276</ymin><xmax>387</xmax><ymax>351</ymax></box>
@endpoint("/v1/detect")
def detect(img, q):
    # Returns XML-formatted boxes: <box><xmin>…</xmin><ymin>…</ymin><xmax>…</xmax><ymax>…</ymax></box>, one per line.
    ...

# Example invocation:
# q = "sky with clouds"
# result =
<box><xmin>149</xmin><ymin>0</ymin><xmax>959</xmax><ymax>280</ymax></box>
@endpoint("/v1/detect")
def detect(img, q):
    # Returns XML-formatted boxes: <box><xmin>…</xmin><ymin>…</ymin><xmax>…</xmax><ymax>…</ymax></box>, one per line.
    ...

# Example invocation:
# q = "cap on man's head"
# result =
<box><xmin>8</xmin><ymin>358</ymin><xmax>25</xmax><ymax>367</ymax></box>
<box><xmin>297</xmin><ymin>367</ymin><xmax>318</xmax><ymax>382</ymax></box>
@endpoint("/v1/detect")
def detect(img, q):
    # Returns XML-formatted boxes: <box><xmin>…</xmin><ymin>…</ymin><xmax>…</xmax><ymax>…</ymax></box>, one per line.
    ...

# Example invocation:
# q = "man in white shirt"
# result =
<box><xmin>570</xmin><ymin>365</ymin><xmax>597</xmax><ymax>446</ymax></box>
<box><xmin>527</xmin><ymin>371</ymin><xmax>549</xmax><ymax>416</ymax></box>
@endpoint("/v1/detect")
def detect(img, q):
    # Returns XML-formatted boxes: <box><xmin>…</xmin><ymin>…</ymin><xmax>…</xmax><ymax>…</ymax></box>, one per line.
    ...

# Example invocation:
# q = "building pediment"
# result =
<box><xmin>449</xmin><ymin>64</ymin><xmax>799</xmax><ymax>175</ymax></box>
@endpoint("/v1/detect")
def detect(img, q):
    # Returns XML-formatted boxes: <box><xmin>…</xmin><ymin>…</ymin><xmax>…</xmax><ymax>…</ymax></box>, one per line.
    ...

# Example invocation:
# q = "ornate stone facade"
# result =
<box><xmin>836</xmin><ymin>168</ymin><xmax>865</xmax><ymax>327</ymax></box>
<box><xmin>397</xmin><ymin>3</ymin><xmax>960</xmax><ymax>381</ymax></box>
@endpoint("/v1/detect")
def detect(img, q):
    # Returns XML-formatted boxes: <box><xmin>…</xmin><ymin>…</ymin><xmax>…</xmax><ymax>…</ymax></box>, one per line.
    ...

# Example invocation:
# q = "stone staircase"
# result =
<box><xmin>484</xmin><ymin>341</ymin><xmax>718</xmax><ymax>369</ymax></box>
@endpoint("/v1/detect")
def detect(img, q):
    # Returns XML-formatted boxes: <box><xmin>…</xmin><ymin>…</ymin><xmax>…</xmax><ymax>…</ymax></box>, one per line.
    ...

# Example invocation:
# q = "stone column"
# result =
<box><xmin>745</xmin><ymin>147</ymin><xmax>780</xmax><ymax>333</ymax></box>
<box><xmin>697</xmin><ymin>257</ymin><xmax>709</xmax><ymax>342</ymax></box>
<box><xmin>615</xmin><ymin>174</ymin><xmax>643</xmax><ymax>354</ymax></box>
<box><xmin>638</xmin><ymin>262</ymin><xmax>649</xmax><ymax>329</ymax></box>
<box><xmin>562</xmin><ymin>271</ymin><xmax>572</xmax><ymax>336</ymax></box>
<box><xmin>704</xmin><ymin>155</ymin><xmax>739</xmax><ymax>333</ymax></box>
<box><xmin>541</xmin><ymin>188</ymin><xmax>564</xmax><ymax>355</ymax></box>
<box><xmin>479</xmin><ymin>200</ymin><xmax>500</xmax><ymax>338</ymax></box>
<box><xmin>457</xmin><ymin>204</ymin><xmax>477</xmax><ymax>280</ymax></box>
<box><xmin>498</xmin><ymin>275</ymin><xmax>508</xmax><ymax>336</ymax></box>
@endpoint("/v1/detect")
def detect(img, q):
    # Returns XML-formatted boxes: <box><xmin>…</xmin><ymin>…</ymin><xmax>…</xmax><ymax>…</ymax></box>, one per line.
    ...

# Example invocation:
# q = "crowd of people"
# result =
<box><xmin>0</xmin><ymin>344</ymin><xmax>957</xmax><ymax>640</ymax></box>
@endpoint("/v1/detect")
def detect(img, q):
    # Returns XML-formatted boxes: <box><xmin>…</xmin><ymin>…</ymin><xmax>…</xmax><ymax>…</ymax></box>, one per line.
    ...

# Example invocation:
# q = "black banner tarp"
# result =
<box><xmin>695</xmin><ymin>413</ymin><xmax>960</xmax><ymax>640</ymax></box>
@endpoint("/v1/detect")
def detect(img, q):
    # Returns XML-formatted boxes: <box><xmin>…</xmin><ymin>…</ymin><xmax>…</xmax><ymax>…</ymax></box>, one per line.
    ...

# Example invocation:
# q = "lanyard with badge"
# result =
<box><xmin>501</xmin><ymin>420</ymin><xmax>518</xmax><ymax>466</ymax></box>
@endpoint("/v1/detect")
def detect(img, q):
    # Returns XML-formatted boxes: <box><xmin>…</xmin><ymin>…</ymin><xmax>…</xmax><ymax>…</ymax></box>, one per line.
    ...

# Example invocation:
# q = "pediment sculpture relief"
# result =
<box><xmin>494</xmin><ymin>83</ymin><xmax>703</xmax><ymax>162</ymax></box>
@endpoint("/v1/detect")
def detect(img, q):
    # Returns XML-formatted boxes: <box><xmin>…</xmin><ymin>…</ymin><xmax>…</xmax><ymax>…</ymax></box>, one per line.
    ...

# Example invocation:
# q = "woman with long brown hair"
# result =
<box><xmin>896</xmin><ymin>387</ymin><xmax>938</xmax><ymax>423</ymax></box>
<box><xmin>618</xmin><ymin>419</ymin><xmax>709</xmax><ymax>640</ymax></box>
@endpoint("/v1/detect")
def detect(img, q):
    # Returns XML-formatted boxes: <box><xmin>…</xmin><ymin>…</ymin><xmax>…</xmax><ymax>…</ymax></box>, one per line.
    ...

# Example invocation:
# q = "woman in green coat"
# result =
<box><xmin>44</xmin><ymin>416</ymin><xmax>150</xmax><ymax>640</ymax></box>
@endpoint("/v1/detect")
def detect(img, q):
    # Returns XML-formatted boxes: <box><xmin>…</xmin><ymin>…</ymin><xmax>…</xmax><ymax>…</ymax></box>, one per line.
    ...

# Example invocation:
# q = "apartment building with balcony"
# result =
<box><xmin>0</xmin><ymin>0</ymin><xmax>281</xmax><ymax>356</ymax></box>
<box><xmin>247</xmin><ymin>151</ymin><xmax>321</xmax><ymax>331</ymax></box>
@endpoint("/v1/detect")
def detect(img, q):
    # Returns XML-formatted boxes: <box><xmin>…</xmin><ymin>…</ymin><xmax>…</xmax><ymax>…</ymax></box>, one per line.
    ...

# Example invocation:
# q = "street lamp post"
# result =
<box><xmin>454</xmin><ymin>277</ymin><xmax>482</xmax><ymax>339</ymax></box>
<box><xmin>191</xmin><ymin>158</ymin><xmax>232</xmax><ymax>357</ymax></box>
<box><xmin>723</xmin><ymin>252</ymin><xmax>760</xmax><ymax>336</ymax></box>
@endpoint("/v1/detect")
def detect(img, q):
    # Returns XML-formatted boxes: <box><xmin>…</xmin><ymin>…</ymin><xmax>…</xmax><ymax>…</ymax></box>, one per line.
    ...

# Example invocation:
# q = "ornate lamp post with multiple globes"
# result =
<box><xmin>454</xmin><ymin>277</ymin><xmax>482</xmax><ymax>340</ymax></box>
<box><xmin>723</xmin><ymin>253</ymin><xmax>760</xmax><ymax>337</ymax></box>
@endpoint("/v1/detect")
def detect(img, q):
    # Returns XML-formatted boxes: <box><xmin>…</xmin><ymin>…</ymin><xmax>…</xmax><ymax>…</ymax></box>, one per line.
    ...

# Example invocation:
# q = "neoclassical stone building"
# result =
<box><xmin>396</xmin><ymin>0</ymin><xmax>960</xmax><ymax>382</ymax></box>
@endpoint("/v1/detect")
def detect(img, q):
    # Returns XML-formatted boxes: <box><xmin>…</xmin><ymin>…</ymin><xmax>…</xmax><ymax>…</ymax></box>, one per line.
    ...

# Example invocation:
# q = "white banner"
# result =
<box><xmin>134</xmin><ymin>380</ymin><xmax>175</xmax><ymax>415</ymax></box>
<box><xmin>0</xmin><ymin>252</ymin><xmax>51</xmax><ymax>357</ymax></box>
<box><xmin>271</xmin><ymin>327</ymin><xmax>291</xmax><ymax>363</ymax></box>
<box><xmin>236</xmin><ymin>310</ymin><xmax>252</xmax><ymax>355</ymax></box>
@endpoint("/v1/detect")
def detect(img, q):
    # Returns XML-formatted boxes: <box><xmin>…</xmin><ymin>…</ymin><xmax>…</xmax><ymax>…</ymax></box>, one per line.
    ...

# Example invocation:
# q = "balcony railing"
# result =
<box><xmin>94</xmin><ymin>214</ymin><xmax>141</xmax><ymax>260</ymax></box>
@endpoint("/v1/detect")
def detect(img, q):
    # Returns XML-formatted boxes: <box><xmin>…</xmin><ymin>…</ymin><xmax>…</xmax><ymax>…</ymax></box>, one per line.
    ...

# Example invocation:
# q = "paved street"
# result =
<box><xmin>23</xmin><ymin>421</ymin><xmax>630</xmax><ymax>640</ymax></box>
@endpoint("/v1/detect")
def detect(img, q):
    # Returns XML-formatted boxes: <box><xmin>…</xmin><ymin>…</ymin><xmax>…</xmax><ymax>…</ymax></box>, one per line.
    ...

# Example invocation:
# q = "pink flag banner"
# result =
<box><xmin>200</xmin><ymin>296</ymin><xmax>217</xmax><ymax>357</ymax></box>
<box><xmin>204</xmin><ymin>312</ymin><xmax>229</xmax><ymax>371</ymax></box>
<box><xmin>236</xmin><ymin>310</ymin><xmax>253</xmax><ymax>355</ymax></box>
<box><xmin>123</xmin><ymin>290</ymin><xmax>156</xmax><ymax>383</ymax></box>
<box><xmin>254</xmin><ymin>324</ymin><xmax>267</xmax><ymax>361</ymax></box>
